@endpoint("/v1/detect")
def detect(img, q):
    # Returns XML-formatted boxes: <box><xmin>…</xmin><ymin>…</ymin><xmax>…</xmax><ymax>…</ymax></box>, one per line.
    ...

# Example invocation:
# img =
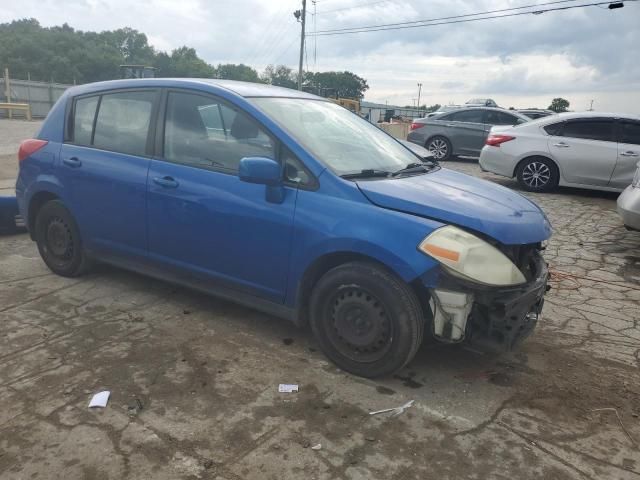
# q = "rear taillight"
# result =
<box><xmin>18</xmin><ymin>139</ymin><xmax>48</xmax><ymax>162</ymax></box>
<box><xmin>410</xmin><ymin>122</ymin><xmax>423</xmax><ymax>131</ymax></box>
<box><xmin>485</xmin><ymin>134</ymin><xmax>515</xmax><ymax>147</ymax></box>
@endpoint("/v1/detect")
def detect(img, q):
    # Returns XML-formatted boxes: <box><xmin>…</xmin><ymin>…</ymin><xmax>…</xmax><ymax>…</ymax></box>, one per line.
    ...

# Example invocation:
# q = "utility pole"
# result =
<box><xmin>417</xmin><ymin>82</ymin><xmax>422</xmax><ymax>110</ymax></box>
<box><xmin>588</xmin><ymin>99</ymin><xmax>594</xmax><ymax>111</ymax></box>
<box><xmin>295</xmin><ymin>0</ymin><xmax>307</xmax><ymax>91</ymax></box>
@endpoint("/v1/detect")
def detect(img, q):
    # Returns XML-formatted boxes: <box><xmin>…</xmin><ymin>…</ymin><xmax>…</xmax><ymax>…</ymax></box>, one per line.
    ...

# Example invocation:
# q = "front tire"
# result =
<box><xmin>516</xmin><ymin>157</ymin><xmax>559</xmax><ymax>192</ymax></box>
<box><xmin>426</xmin><ymin>136</ymin><xmax>452</xmax><ymax>161</ymax></box>
<box><xmin>309</xmin><ymin>261</ymin><xmax>424</xmax><ymax>378</ymax></box>
<box><xmin>35</xmin><ymin>200</ymin><xmax>90</xmax><ymax>277</ymax></box>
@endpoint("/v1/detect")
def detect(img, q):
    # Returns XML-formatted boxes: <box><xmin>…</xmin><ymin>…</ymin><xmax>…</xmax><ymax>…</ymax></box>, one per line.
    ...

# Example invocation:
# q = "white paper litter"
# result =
<box><xmin>369</xmin><ymin>400</ymin><xmax>414</xmax><ymax>416</ymax></box>
<box><xmin>88</xmin><ymin>391</ymin><xmax>111</xmax><ymax>408</ymax></box>
<box><xmin>278</xmin><ymin>384</ymin><xmax>299</xmax><ymax>393</ymax></box>
<box><xmin>311</xmin><ymin>443</ymin><xmax>322</xmax><ymax>450</ymax></box>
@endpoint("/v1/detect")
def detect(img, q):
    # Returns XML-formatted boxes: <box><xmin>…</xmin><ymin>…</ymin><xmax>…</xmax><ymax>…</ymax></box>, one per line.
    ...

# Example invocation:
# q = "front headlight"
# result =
<box><xmin>632</xmin><ymin>167</ymin><xmax>640</xmax><ymax>188</ymax></box>
<box><xmin>418</xmin><ymin>225</ymin><xmax>526</xmax><ymax>286</ymax></box>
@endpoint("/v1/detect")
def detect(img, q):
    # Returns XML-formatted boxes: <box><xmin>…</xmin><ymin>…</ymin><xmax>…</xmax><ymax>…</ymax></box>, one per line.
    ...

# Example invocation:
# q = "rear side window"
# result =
<box><xmin>93</xmin><ymin>91</ymin><xmax>156</xmax><ymax>156</ymax></box>
<box><xmin>485</xmin><ymin>110</ymin><xmax>520</xmax><ymax>126</ymax></box>
<box><xmin>447</xmin><ymin>110</ymin><xmax>485</xmax><ymax>123</ymax></box>
<box><xmin>163</xmin><ymin>91</ymin><xmax>275</xmax><ymax>173</ymax></box>
<box><xmin>543</xmin><ymin>122</ymin><xmax>563</xmax><ymax>135</ymax></box>
<box><xmin>560</xmin><ymin>120</ymin><xmax>614</xmax><ymax>142</ymax></box>
<box><xmin>619</xmin><ymin>121</ymin><xmax>640</xmax><ymax>145</ymax></box>
<box><xmin>72</xmin><ymin>96</ymin><xmax>99</xmax><ymax>145</ymax></box>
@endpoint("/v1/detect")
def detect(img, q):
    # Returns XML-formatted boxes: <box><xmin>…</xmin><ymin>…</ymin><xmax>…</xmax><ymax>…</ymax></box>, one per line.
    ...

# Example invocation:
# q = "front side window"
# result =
<box><xmin>163</xmin><ymin>91</ymin><xmax>275</xmax><ymax>172</ymax></box>
<box><xmin>251</xmin><ymin>97</ymin><xmax>422</xmax><ymax>176</ymax></box>
<box><xmin>72</xmin><ymin>96</ymin><xmax>99</xmax><ymax>146</ymax></box>
<box><xmin>448</xmin><ymin>110</ymin><xmax>485</xmax><ymax>124</ymax></box>
<box><xmin>560</xmin><ymin>120</ymin><xmax>614</xmax><ymax>142</ymax></box>
<box><xmin>93</xmin><ymin>91</ymin><xmax>155</xmax><ymax>156</ymax></box>
<box><xmin>619</xmin><ymin>121</ymin><xmax>640</xmax><ymax>145</ymax></box>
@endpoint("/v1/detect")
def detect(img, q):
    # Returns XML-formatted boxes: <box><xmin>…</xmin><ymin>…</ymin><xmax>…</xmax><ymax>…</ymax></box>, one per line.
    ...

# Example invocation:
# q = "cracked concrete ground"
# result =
<box><xmin>1</xmin><ymin>120</ymin><xmax>639</xmax><ymax>479</ymax></box>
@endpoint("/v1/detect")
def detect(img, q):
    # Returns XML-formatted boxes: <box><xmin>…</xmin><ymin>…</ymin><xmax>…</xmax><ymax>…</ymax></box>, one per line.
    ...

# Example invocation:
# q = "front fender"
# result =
<box><xmin>284</xmin><ymin>187</ymin><xmax>444</xmax><ymax>309</ymax></box>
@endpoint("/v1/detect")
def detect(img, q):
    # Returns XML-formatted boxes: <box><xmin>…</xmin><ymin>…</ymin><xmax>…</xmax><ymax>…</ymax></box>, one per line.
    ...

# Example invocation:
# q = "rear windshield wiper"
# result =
<box><xmin>341</xmin><ymin>169</ymin><xmax>391</xmax><ymax>179</ymax></box>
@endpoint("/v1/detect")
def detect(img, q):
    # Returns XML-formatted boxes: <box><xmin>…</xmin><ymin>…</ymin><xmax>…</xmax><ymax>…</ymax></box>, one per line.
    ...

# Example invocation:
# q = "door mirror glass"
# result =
<box><xmin>239</xmin><ymin>157</ymin><xmax>281</xmax><ymax>186</ymax></box>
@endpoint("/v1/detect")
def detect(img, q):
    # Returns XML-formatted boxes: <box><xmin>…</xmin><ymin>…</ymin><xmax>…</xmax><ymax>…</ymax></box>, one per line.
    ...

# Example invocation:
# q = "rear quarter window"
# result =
<box><xmin>72</xmin><ymin>96</ymin><xmax>99</xmax><ymax>145</ymax></box>
<box><xmin>543</xmin><ymin>122</ymin><xmax>563</xmax><ymax>135</ymax></box>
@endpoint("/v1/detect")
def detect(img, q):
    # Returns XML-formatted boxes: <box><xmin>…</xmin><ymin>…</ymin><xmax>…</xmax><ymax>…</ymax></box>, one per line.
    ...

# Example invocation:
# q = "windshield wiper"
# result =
<box><xmin>391</xmin><ymin>162</ymin><xmax>433</xmax><ymax>177</ymax></box>
<box><xmin>341</xmin><ymin>169</ymin><xmax>391</xmax><ymax>179</ymax></box>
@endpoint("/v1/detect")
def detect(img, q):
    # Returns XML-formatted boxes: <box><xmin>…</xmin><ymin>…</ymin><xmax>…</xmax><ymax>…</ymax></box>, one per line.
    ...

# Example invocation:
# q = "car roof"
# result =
<box><xmin>550</xmin><ymin>111</ymin><xmax>640</xmax><ymax>121</ymax></box>
<box><xmin>63</xmin><ymin>78</ymin><xmax>323</xmax><ymax>100</ymax></box>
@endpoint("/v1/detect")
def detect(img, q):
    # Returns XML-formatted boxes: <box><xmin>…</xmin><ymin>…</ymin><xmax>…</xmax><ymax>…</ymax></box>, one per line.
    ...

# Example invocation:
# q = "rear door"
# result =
<box><xmin>441</xmin><ymin>109</ymin><xmax>487</xmax><ymax>155</ymax></box>
<box><xmin>547</xmin><ymin>118</ymin><xmax>617</xmax><ymax>186</ymax></box>
<box><xmin>610</xmin><ymin>120</ymin><xmax>640</xmax><ymax>189</ymax></box>
<box><xmin>146</xmin><ymin>90</ymin><xmax>300</xmax><ymax>302</ymax></box>
<box><xmin>59</xmin><ymin>89</ymin><xmax>159</xmax><ymax>258</ymax></box>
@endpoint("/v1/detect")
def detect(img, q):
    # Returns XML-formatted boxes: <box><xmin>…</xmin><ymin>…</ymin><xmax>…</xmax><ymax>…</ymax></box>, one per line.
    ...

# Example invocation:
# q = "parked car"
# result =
<box><xmin>16</xmin><ymin>78</ymin><xmax>552</xmax><ymax>378</ymax></box>
<box><xmin>408</xmin><ymin>107</ymin><xmax>530</xmax><ymax>160</ymax></box>
<box><xmin>518</xmin><ymin>109</ymin><xmax>555</xmax><ymax>120</ymax></box>
<box><xmin>466</xmin><ymin>98</ymin><xmax>498</xmax><ymax>107</ymax></box>
<box><xmin>425</xmin><ymin>105</ymin><xmax>462</xmax><ymax>118</ymax></box>
<box><xmin>479</xmin><ymin>112</ymin><xmax>640</xmax><ymax>192</ymax></box>
<box><xmin>617</xmin><ymin>161</ymin><xmax>640</xmax><ymax>231</ymax></box>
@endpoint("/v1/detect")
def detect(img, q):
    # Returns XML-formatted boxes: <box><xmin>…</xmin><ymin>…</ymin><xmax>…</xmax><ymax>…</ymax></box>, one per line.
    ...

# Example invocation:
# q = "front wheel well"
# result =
<box><xmin>295</xmin><ymin>252</ymin><xmax>429</xmax><ymax>327</ymax></box>
<box><xmin>513</xmin><ymin>155</ymin><xmax>559</xmax><ymax>178</ymax></box>
<box><xmin>27</xmin><ymin>191</ymin><xmax>60</xmax><ymax>239</ymax></box>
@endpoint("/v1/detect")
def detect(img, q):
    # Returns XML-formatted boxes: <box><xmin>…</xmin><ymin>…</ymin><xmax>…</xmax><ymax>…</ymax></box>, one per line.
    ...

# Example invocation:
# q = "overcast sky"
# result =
<box><xmin>2</xmin><ymin>0</ymin><xmax>639</xmax><ymax>112</ymax></box>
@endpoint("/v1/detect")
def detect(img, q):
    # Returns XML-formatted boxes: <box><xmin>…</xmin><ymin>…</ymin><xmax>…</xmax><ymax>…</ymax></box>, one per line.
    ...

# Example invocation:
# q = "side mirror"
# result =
<box><xmin>239</xmin><ymin>157</ymin><xmax>281</xmax><ymax>186</ymax></box>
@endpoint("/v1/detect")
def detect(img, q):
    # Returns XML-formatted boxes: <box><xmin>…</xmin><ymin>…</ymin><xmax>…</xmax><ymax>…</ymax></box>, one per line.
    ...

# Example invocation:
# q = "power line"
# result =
<box><xmin>308</xmin><ymin>0</ymin><xmax>634</xmax><ymax>36</ymax></box>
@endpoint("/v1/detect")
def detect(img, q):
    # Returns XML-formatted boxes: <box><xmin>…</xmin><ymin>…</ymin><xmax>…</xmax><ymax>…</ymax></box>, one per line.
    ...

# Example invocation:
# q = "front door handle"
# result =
<box><xmin>620</xmin><ymin>151</ymin><xmax>639</xmax><ymax>157</ymax></box>
<box><xmin>152</xmin><ymin>176</ymin><xmax>179</xmax><ymax>188</ymax></box>
<box><xmin>63</xmin><ymin>157</ymin><xmax>82</xmax><ymax>168</ymax></box>
<box><xmin>553</xmin><ymin>142</ymin><xmax>570</xmax><ymax>148</ymax></box>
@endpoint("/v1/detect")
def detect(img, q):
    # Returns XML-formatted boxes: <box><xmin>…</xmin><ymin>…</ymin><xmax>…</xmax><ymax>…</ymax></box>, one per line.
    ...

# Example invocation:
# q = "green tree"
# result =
<box><xmin>215</xmin><ymin>63</ymin><xmax>261</xmax><ymax>82</ymax></box>
<box><xmin>261</xmin><ymin>64</ymin><xmax>296</xmax><ymax>89</ymax></box>
<box><xmin>304</xmin><ymin>71</ymin><xmax>369</xmax><ymax>99</ymax></box>
<box><xmin>548</xmin><ymin>97</ymin><xmax>570</xmax><ymax>113</ymax></box>
<box><xmin>154</xmin><ymin>47</ymin><xmax>215</xmax><ymax>77</ymax></box>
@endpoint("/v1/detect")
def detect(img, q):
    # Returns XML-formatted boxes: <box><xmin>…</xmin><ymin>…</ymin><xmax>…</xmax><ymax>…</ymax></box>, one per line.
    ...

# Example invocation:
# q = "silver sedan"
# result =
<box><xmin>617</xmin><ymin>162</ymin><xmax>640</xmax><ymax>231</ymax></box>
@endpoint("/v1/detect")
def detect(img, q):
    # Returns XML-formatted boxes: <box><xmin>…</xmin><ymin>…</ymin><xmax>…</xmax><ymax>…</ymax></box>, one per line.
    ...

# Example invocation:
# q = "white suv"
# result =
<box><xmin>479</xmin><ymin>112</ymin><xmax>640</xmax><ymax>192</ymax></box>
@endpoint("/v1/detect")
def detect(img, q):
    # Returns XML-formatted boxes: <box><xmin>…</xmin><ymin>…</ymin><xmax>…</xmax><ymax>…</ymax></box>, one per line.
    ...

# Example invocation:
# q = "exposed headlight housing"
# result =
<box><xmin>632</xmin><ymin>166</ymin><xmax>640</xmax><ymax>188</ymax></box>
<box><xmin>418</xmin><ymin>225</ymin><xmax>526</xmax><ymax>286</ymax></box>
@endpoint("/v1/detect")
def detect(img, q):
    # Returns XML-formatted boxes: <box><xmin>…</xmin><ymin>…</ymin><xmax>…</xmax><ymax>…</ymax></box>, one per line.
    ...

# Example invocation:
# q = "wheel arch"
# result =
<box><xmin>294</xmin><ymin>251</ymin><xmax>430</xmax><ymax>327</ymax></box>
<box><xmin>27</xmin><ymin>191</ymin><xmax>61</xmax><ymax>240</ymax></box>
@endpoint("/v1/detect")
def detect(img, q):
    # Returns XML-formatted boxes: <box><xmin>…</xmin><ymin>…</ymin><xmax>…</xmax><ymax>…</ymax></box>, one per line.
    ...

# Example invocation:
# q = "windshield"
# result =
<box><xmin>250</xmin><ymin>97</ymin><xmax>419</xmax><ymax>176</ymax></box>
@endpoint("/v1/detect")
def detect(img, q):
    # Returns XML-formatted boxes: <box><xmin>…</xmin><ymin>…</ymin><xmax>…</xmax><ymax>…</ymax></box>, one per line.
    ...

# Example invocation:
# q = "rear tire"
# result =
<box><xmin>516</xmin><ymin>157</ymin><xmax>559</xmax><ymax>192</ymax></box>
<box><xmin>426</xmin><ymin>136</ymin><xmax>452</xmax><ymax>161</ymax></box>
<box><xmin>35</xmin><ymin>200</ymin><xmax>90</xmax><ymax>277</ymax></box>
<box><xmin>309</xmin><ymin>261</ymin><xmax>424</xmax><ymax>378</ymax></box>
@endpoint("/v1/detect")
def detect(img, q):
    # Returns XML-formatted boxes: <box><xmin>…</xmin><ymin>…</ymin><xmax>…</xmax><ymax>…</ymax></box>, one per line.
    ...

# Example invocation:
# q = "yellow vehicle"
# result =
<box><xmin>329</xmin><ymin>97</ymin><xmax>360</xmax><ymax>114</ymax></box>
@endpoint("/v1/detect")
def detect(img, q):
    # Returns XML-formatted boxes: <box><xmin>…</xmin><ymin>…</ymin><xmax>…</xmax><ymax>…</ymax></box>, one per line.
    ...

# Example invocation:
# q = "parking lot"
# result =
<box><xmin>1</xmin><ymin>119</ymin><xmax>639</xmax><ymax>479</ymax></box>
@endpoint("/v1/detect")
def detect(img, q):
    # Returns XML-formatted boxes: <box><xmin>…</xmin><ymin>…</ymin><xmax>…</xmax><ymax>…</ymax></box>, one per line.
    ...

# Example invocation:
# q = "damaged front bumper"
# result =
<box><xmin>428</xmin><ymin>256</ymin><xmax>549</xmax><ymax>352</ymax></box>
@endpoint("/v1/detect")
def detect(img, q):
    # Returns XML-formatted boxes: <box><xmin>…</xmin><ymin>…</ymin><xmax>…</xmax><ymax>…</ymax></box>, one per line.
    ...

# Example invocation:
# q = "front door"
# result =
<box><xmin>146</xmin><ymin>90</ymin><xmax>297</xmax><ymax>302</ymax></box>
<box><xmin>610</xmin><ymin>120</ymin><xmax>640</xmax><ymax>189</ymax></box>
<box><xmin>59</xmin><ymin>89</ymin><xmax>158</xmax><ymax>258</ymax></box>
<box><xmin>547</xmin><ymin>118</ymin><xmax>618</xmax><ymax>186</ymax></box>
<box><xmin>443</xmin><ymin>109</ymin><xmax>487</xmax><ymax>156</ymax></box>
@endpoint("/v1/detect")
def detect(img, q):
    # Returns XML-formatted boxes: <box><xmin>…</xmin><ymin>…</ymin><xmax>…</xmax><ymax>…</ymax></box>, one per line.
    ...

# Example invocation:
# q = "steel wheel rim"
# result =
<box><xmin>428</xmin><ymin>138</ymin><xmax>448</xmax><ymax>159</ymax></box>
<box><xmin>44</xmin><ymin>216</ymin><xmax>74</xmax><ymax>263</ymax></box>
<box><xmin>325</xmin><ymin>287</ymin><xmax>393</xmax><ymax>363</ymax></box>
<box><xmin>522</xmin><ymin>162</ymin><xmax>551</xmax><ymax>188</ymax></box>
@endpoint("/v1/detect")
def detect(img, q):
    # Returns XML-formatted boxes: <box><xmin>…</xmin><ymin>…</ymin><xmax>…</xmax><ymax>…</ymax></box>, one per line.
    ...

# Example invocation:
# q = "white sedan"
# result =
<box><xmin>479</xmin><ymin>112</ymin><xmax>640</xmax><ymax>192</ymax></box>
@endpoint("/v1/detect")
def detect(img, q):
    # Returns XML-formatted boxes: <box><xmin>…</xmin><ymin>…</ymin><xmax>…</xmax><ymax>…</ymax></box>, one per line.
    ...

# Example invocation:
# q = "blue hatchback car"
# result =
<box><xmin>16</xmin><ymin>79</ymin><xmax>552</xmax><ymax>377</ymax></box>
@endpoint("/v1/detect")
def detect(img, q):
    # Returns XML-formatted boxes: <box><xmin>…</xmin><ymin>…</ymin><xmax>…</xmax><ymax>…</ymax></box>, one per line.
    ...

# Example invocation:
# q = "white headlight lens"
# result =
<box><xmin>632</xmin><ymin>167</ymin><xmax>640</xmax><ymax>188</ymax></box>
<box><xmin>418</xmin><ymin>225</ymin><xmax>526</xmax><ymax>286</ymax></box>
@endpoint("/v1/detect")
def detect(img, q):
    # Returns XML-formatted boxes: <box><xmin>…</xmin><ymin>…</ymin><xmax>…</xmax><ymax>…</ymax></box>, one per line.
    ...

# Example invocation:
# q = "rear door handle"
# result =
<box><xmin>553</xmin><ymin>142</ymin><xmax>570</xmax><ymax>148</ymax></box>
<box><xmin>620</xmin><ymin>151</ymin><xmax>639</xmax><ymax>157</ymax></box>
<box><xmin>63</xmin><ymin>157</ymin><xmax>82</xmax><ymax>168</ymax></box>
<box><xmin>152</xmin><ymin>176</ymin><xmax>179</xmax><ymax>188</ymax></box>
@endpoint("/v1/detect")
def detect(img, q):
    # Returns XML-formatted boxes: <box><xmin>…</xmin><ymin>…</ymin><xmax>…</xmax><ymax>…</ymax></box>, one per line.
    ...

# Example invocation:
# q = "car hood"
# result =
<box><xmin>357</xmin><ymin>168</ymin><xmax>552</xmax><ymax>245</ymax></box>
